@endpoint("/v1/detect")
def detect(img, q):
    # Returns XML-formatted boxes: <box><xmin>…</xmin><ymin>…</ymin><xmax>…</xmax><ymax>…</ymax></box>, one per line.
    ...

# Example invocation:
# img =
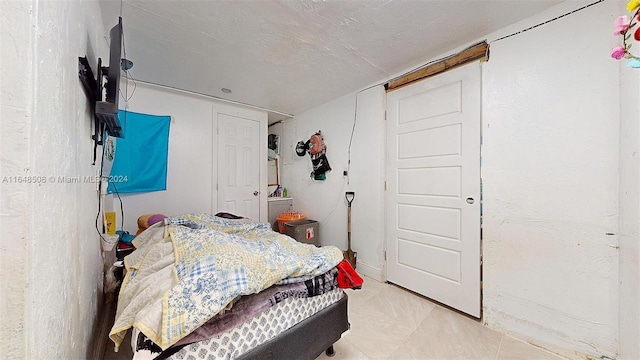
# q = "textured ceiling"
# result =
<box><xmin>99</xmin><ymin>0</ymin><xmax>563</xmax><ymax>122</ymax></box>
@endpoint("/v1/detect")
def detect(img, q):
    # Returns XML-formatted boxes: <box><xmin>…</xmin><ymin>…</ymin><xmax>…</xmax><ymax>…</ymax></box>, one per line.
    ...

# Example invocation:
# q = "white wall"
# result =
<box><xmin>112</xmin><ymin>82</ymin><xmax>268</xmax><ymax>235</ymax></box>
<box><xmin>617</xmin><ymin>1</ymin><xmax>640</xmax><ymax>356</ymax></box>
<box><xmin>0</xmin><ymin>1</ymin><xmax>106</xmax><ymax>358</ymax></box>
<box><xmin>481</xmin><ymin>1</ymin><xmax>620</xmax><ymax>357</ymax></box>
<box><xmin>280</xmin><ymin>86</ymin><xmax>386</xmax><ymax>280</ymax></box>
<box><xmin>281</xmin><ymin>1</ymin><xmax>628</xmax><ymax>357</ymax></box>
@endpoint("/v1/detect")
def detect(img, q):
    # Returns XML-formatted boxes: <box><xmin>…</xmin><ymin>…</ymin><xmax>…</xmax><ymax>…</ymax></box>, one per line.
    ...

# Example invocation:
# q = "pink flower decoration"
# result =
<box><xmin>611</xmin><ymin>46</ymin><xmax>627</xmax><ymax>60</ymax></box>
<box><xmin>614</xmin><ymin>16</ymin><xmax>629</xmax><ymax>35</ymax></box>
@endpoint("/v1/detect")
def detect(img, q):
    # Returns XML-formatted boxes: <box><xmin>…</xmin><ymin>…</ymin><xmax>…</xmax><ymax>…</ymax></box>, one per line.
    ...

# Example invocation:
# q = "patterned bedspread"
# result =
<box><xmin>109</xmin><ymin>213</ymin><xmax>343</xmax><ymax>351</ymax></box>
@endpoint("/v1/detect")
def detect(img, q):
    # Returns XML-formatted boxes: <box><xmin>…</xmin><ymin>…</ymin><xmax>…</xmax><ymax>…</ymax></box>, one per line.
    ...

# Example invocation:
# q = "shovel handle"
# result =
<box><xmin>347</xmin><ymin>208</ymin><xmax>352</xmax><ymax>248</ymax></box>
<box><xmin>346</xmin><ymin>191</ymin><xmax>354</xmax><ymax>249</ymax></box>
<box><xmin>345</xmin><ymin>191</ymin><xmax>355</xmax><ymax>207</ymax></box>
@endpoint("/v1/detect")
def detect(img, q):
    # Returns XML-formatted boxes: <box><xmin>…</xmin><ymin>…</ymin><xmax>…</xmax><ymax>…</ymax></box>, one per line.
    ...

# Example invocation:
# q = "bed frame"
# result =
<box><xmin>240</xmin><ymin>293</ymin><xmax>349</xmax><ymax>359</ymax></box>
<box><xmin>157</xmin><ymin>293</ymin><xmax>349</xmax><ymax>360</ymax></box>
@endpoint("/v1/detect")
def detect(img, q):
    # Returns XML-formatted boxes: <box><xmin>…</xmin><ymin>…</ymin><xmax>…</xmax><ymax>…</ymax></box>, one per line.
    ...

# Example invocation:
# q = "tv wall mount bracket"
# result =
<box><xmin>79</xmin><ymin>56</ymin><xmax>108</xmax><ymax>165</ymax></box>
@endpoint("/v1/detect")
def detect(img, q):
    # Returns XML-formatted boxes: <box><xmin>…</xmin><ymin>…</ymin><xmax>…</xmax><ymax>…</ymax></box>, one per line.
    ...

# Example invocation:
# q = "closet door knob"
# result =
<box><xmin>466</xmin><ymin>197</ymin><xmax>474</xmax><ymax>204</ymax></box>
<box><xmin>253</xmin><ymin>191</ymin><xmax>259</xmax><ymax>196</ymax></box>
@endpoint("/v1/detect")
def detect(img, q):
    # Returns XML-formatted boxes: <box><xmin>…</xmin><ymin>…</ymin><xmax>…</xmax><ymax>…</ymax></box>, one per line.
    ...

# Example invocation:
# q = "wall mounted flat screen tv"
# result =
<box><xmin>95</xmin><ymin>17</ymin><xmax>123</xmax><ymax>138</ymax></box>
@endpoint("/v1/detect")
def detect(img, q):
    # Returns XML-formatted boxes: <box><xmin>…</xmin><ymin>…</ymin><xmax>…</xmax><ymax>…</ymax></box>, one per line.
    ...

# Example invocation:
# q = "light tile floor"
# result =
<box><xmin>316</xmin><ymin>275</ymin><xmax>566</xmax><ymax>360</ymax></box>
<box><xmin>105</xmin><ymin>275</ymin><xmax>567</xmax><ymax>360</ymax></box>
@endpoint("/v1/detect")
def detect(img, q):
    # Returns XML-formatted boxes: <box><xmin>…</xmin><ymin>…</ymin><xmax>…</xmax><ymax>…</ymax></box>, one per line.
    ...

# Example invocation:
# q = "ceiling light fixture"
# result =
<box><xmin>221</xmin><ymin>88</ymin><xmax>232</xmax><ymax>93</ymax></box>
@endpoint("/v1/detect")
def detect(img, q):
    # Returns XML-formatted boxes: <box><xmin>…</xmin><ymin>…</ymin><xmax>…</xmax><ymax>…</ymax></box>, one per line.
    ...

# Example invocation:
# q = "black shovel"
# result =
<box><xmin>343</xmin><ymin>191</ymin><xmax>357</xmax><ymax>268</ymax></box>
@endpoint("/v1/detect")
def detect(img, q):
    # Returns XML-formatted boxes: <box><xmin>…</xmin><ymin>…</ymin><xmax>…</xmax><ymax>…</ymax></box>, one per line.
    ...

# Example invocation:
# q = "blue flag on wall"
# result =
<box><xmin>107</xmin><ymin>110</ymin><xmax>171</xmax><ymax>194</ymax></box>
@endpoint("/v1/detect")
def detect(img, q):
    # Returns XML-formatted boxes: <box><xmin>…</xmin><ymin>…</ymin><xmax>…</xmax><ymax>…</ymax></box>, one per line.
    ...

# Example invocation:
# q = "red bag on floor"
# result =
<box><xmin>336</xmin><ymin>259</ymin><xmax>363</xmax><ymax>289</ymax></box>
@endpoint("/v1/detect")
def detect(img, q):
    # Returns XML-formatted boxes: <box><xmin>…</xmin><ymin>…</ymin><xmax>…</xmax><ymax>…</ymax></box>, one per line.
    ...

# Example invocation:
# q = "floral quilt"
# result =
<box><xmin>109</xmin><ymin>213</ymin><xmax>343</xmax><ymax>351</ymax></box>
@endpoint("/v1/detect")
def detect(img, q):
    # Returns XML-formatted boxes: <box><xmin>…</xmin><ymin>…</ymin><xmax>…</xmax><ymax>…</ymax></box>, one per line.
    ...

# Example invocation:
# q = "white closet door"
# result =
<box><xmin>217</xmin><ymin>114</ymin><xmax>261</xmax><ymax>220</ymax></box>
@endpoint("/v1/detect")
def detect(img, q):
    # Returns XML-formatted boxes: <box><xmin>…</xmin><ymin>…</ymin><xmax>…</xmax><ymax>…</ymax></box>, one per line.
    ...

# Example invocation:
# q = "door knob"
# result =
<box><xmin>253</xmin><ymin>191</ymin><xmax>259</xmax><ymax>196</ymax></box>
<box><xmin>466</xmin><ymin>197</ymin><xmax>474</xmax><ymax>204</ymax></box>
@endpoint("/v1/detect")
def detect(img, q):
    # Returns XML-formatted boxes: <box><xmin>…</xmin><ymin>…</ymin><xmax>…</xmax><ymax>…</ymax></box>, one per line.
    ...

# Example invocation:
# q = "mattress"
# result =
<box><xmin>133</xmin><ymin>288</ymin><xmax>344</xmax><ymax>359</ymax></box>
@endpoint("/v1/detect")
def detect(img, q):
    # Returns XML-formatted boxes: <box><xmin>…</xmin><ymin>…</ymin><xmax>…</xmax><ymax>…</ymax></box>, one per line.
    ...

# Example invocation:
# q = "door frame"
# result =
<box><xmin>211</xmin><ymin>105</ymin><xmax>268</xmax><ymax>222</ymax></box>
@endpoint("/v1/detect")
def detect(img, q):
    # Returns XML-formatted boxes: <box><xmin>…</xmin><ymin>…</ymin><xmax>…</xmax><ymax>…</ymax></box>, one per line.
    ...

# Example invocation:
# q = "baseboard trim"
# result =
<box><xmin>355</xmin><ymin>261</ymin><xmax>384</xmax><ymax>282</ymax></box>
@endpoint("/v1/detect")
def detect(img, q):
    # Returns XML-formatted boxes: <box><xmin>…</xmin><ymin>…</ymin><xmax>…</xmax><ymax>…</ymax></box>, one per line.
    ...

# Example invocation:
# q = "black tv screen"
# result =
<box><xmin>95</xmin><ymin>17</ymin><xmax>123</xmax><ymax>138</ymax></box>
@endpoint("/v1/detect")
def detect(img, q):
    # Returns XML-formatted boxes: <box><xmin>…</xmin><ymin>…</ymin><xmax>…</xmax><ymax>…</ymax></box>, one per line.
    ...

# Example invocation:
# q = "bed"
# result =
<box><xmin>109</xmin><ymin>212</ymin><xmax>360</xmax><ymax>359</ymax></box>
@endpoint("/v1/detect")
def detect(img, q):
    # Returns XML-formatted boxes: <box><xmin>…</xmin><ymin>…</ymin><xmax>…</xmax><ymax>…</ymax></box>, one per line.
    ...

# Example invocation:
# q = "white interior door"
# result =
<box><xmin>386</xmin><ymin>63</ymin><xmax>481</xmax><ymax>318</ymax></box>
<box><xmin>217</xmin><ymin>114</ymin><xmax>261</xmax><ymax>220</ymax></box>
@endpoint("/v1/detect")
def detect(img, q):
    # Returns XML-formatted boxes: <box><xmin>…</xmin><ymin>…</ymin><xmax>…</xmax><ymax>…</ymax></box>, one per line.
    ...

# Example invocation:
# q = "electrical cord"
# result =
<box><xmin>95</xmin><ymin>123</ymin><xmax>107</xmax><ymax>243</ymax></box>
<box><xmin>120</xmin><ymin>23</ymin><xmax>137</xmax><ymax>103</ymax></box>
<box><xmin>121</xmin><ymin>69</ymin><xmax>137</xmax><ymax>102</ymax></box>
<box><xmin>489</xmin><ymin>0</ymin><xmax>604</xmax><ymax>44</ymax></box>
<box><xmin>95</xmin><ymin>136</ymin><xmax>125</xmax><ymax>238</ymax></box>
<box><xmin>346</xmin><ymin>94</ymin><xmax>358</xmax><ymax>186</ymax></box>
<box><xmin>110</xmin><ymin>181</ymin><xmax>125</xmax><ymax>232</ymax></box>
<box><xmin>319</xmin><ymin>180</ymin><xmax>348</xmax><ymax>225</ymax></box>
<box><xmin>346</xmin><ymin>83</ymin><xmax>377</xmax><ymax>185</ymax></box>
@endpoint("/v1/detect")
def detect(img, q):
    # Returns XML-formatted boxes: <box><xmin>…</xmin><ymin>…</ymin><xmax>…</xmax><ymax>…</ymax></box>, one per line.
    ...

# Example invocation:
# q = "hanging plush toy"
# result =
<box><xmin>295</xmin><ymin>130</ymin><xmax>332</xmax><ymax>180</ymax></box>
